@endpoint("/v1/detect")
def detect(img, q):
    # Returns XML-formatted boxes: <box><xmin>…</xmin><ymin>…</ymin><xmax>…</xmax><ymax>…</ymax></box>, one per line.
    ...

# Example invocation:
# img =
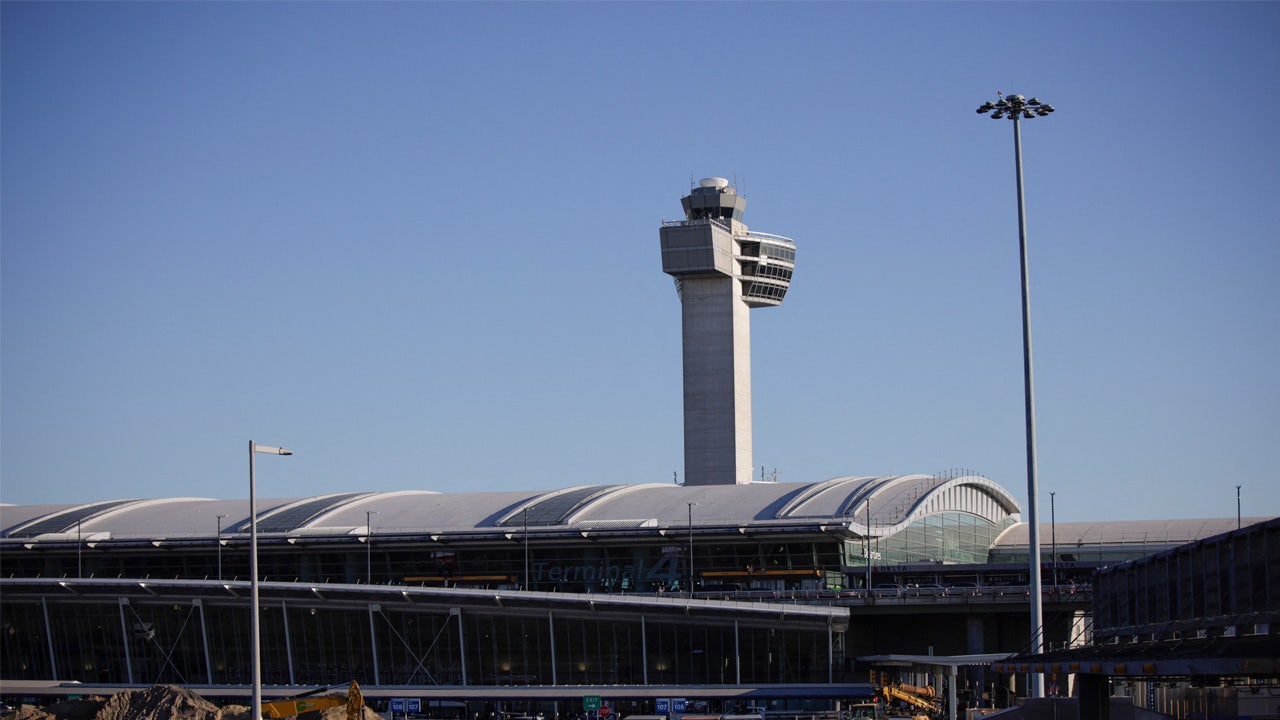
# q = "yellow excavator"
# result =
<box><xmin>260</xmin><ymin>680</ymin><xmax>364</xmax><ymax>719</ymax></box>
<box><xmin>881</xmin><ymin>683</ymin><xmax>940</xmax><ymax>717</ymax></box>
<box><xmin>871</xmin><ymin>672</ymin><xmax>942</xmax><ymax>720</ymax></box>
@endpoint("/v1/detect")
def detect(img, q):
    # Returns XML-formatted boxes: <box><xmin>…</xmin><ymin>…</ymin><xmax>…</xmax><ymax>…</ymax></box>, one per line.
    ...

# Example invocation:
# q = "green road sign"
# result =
<box><xmin>584</xmin><ymin>695</ymin><xmax>602</xmax><ymax>711</ymax></box>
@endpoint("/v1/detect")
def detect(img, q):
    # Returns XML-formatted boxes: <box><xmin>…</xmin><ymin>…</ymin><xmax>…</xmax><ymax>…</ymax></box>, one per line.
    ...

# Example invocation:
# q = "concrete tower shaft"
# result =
<box><xmin>659</xmin><ymin>178</ymin><xmax>796</xmax><ymax>486</ymax></box>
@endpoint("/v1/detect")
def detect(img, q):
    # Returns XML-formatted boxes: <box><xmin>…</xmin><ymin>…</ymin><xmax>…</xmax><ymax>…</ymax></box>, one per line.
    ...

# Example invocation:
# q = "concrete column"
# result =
<box><xmin>966</xmin><ymin>615</ymin><xmax>986</xmax><ymax>697</ymax></box>
<box><xmin>948</xmin><ymin>665</ymin><xmax>958</xmax><ymax>720</ymax></box>
<box><xmin>679</xmin><ymin>274</ymin><xmax>753</xmax><ymax>485</ymax></box>
<box><xmin>1078</xmin><ymin>674</ymin><xmax>1111</xmax><ymax>720</ymax></box>
<box><xmin>451</xmin><ymin>608</ymin><xmax>467</xmax><ymax>686</ymax></box>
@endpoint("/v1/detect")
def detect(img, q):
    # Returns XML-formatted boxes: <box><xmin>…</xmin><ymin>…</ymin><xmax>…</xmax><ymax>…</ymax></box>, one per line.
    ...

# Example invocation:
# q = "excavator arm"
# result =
<box><xmin>260</xmin><ymin>680</ymin><xmax>364</xmax><ymax>719</ymax></box>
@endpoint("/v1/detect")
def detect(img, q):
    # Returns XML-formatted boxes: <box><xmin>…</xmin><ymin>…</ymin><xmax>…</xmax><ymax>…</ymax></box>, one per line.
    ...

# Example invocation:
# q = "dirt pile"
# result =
<box><xmin>94</xmin><ymin>686</ymin><xmax>222</xmax><ymax>720</ymax></box>
<box><xmin>2</xmin><ymin>706</ymin><xmax>57</xmax><ymax>720</ymax></box>
<box><xmin>0</xmin><ymin>685</ymin><xmax>381</xmax><ymax>720</ymax></box>
<box><xmin>1</xmin><ymin>694</ymin><xmax>106</xmax><ymax>720</ymax></box>
<box><xmin>318</xmin><ymin>703</ymin><xmax>382</xmax><ymax>720</ymax></box>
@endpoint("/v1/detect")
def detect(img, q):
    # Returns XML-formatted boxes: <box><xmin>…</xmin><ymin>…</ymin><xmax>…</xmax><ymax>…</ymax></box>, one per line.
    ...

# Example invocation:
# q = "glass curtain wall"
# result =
<box><xmin>0</xmin><ymin>599</ymin><xmax>839</xmax><ymax>687</ymax></box>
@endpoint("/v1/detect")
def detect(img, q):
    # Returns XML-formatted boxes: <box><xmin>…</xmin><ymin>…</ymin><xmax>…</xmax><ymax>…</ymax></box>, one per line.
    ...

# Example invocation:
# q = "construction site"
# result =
<box><xmin>0</xmin><ymin>684</ymin><xmax>377</xmax><ymax>720</ymax></box>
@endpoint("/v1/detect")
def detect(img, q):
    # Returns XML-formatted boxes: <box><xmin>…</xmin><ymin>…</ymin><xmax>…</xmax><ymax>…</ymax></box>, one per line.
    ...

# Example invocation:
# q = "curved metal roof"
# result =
<box><xmin>992</xmin><ymin>517</ymin><xmax>1275</xmax><ymax>550</ymax></box>
<box><xmin>0</xmin><ymin>475</ymin><xmax>1020</xmax><ymax>547</ymax></box>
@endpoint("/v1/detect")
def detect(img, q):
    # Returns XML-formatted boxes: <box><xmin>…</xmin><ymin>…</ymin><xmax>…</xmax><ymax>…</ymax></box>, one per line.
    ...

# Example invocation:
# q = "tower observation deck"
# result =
<box><xmin>659</xmin><ymin>178</ymin><xmax>797</xmax><ymax>486</ymax></box>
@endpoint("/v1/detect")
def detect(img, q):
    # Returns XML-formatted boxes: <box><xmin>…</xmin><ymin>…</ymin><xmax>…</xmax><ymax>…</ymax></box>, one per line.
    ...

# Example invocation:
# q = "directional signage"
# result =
<box><xmin>390</xmin><ymin>699</ymin><xmax>406</xmax><ymax>713</ymax></box>
<box><xmin>655</xmin><ymin>699</ymin><xmax>670</xmax><ymax>714</ymax></box>
<box><xmin>408</xmin><ymin>699</ymin><xmax>422</xmax><ymax>713</ymax></box>
<box><xmin>673</xmin><ymin>699</ymin><xmax>688</xmax><ymax>713</ymax></box>
<box><xmin>584</xmin><ymin>695</ymin><xmax>602</xmax><ymax>711</ymax></box>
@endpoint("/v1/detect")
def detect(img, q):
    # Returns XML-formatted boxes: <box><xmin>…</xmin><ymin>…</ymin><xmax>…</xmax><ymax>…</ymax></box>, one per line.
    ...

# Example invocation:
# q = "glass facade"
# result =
<box><xmin>0</xmin><ymin>592</ymin><xmax>839</xmax><ymax>687</ymax></box>
<box><xmin>0</xmin><ymin>477</ymin><xmax>1034</xmax><ymax>697</ymax></box>
<box><xmin>872</xmin><ymin>513</ymin><xmax>1016</xmax><ymax>566</ymax></box>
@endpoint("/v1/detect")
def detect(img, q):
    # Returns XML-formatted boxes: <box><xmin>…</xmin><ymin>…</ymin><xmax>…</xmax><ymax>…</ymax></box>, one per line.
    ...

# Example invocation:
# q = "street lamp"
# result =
<box><xmin>1050</xmin><ymin>492</ymin><xmax>1057</xmax><ymax>590</ymax></box>
<box><xmin>687</xmin><ymin>501</ymin><xmax>696</xmax><ymax>593</ymax></box>
<box><xmin>1237</xmin><ymin>485</ymin><xmax>1242</xmax><ymax>529</ymax></box>
<box><xmin>976</xmin><ymin>91</ymin><xmax>1055</xmax><ymax>698</ymax></box>
<box><xmin>365</xmin><ymin>510</ymin><xmax>379</xmax><ymax>584</ymax></box>
<box><xmin>216</xmin><ymin>514</ymin><xmax>228</xmax><ymax>580</ymax></box>
<box><xmin>864</xmin><ymin>499</ymin><xmax>872</xmax><ymax>596</ymax></box>
<box><xmin>250</xmin><ymin>440</ymin><xmax>292</xmax><ymax>720</ymax></box>
<box><xmin>523</xmin><ymin>506</ymin><xmax>531</xmax><ymax>590</ymax></box>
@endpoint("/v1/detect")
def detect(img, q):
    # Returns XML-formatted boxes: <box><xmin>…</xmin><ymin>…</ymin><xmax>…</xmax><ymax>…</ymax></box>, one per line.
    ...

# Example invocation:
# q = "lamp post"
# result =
<box><xmin>250</xmin><ymin>440</ymin><xmax>292</xmax><ymax>720</ymax></box>
<box><xmin>1236</xmin><ymin>485</ymin><xmax>1242</xmax><ymax>529</ymax></box>
<box><xmin>864</xmin><ymin>499</ymin><xmax>872</xmax><ymax>596</ymax></box>
<box><xmin>687</xmin><ymin>501</ymin><xmax>696</xmax><ymax>593</ymax></box>
<box><xmin>365</xmin><ymin>510</ymin><xmax>379</xmax><ymax>584</ymax></box>
<box><xmin>216</xmin><ymin>514</ymin><xmax>228</xmax><ymax>580</ymax></box>
<box><xmin>523</xmin><ymin>507</ymin><xmax>530</xmax><ymax>590</ymax></box>
<box><xmin>1050</xmin><ymin>492</ymin><xmax>1057</xmax><ymax>590</ymax></box>
<box><xmin>77</xmin><ymin>519</ymin><xmax>83</xmax><ymax>579</ymax></box>
<box><xmin>977</xmin><ymin>91</ymin><xmax>1055</xmax><ymax>698</ymax></box>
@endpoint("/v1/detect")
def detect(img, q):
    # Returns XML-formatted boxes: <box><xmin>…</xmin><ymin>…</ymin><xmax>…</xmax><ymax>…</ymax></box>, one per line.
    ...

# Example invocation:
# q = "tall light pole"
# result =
<box><xmin>365</xmin><ymin>510</ymin><xmax>379</xmax><ymax>584</ymax></box>
<box><xmin>1050</xmin><ymin>492</ymin><xmax>1057</xmax><ymax>591</ymax></box>
<box><xmin>250</xmin><ymin>440</ymin><xmax>292</xmax><ymax>720</ymax></box>
<box><xmin>216</xmin><ymin>514</ymin><xmax>228</xmax><ymax>580</ymax></box>
<box><xmin>687</xmin><ymin>501</ymin><xmax>696</xmax><ymax>593</ymax></box>
<box><xmin>1236</xmin><ymin>485</ymin><xmax>1242</xmax><ymax>529</ymax></box>
<box><xmin>77</xmin><ymin>519</ymin><xmax>83</xmax><ymax>579</ymax></box>
<box><xmin>864</xmin><ymin>499</ymin><xmax>872</xmax><ymax>595</ymax></box>
<box><xmin>977</xmin><ymin>91</ymin><xmax>1055</xmax><ymax>698</ymax></box>
<box><xmin>523</xmin><ymin>507</ymin><xmax>530</xmax><ymax>590</ymax></box>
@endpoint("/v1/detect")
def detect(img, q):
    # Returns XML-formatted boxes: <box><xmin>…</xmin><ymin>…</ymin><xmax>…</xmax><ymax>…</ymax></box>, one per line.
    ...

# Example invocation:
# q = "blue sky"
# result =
<box><xmin>3</xmin><ymin>2</ymin><xmax>1277</xmax><ymax>523</ymax></box>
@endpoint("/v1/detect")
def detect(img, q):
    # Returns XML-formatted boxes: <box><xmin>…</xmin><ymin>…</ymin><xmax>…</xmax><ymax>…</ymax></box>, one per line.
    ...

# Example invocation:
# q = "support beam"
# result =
<box><xmin>368</xmin><ymin>604</ymin><xmax>381</xmax><ymax>685</ymax></box>
<box><xmin>641</xmin><ymin>615</ymin><xmax>648</xmax><ymax>686</ymax></box>
<box><xmin>196</xmin><ymin>599</ymin><xmax>213</xmax><ymax>685</ymax></box>
<box><xmin>282</xmin><ymin>601</ymin><xmax>295</xmax><ymax>686</ymax></box>
<box><xmin>549</xmin><ymin>611</ymin><xmax>558</xmax><ymax>686</ymax></box>
<box><xmin>42</xmin><ymin>596</ymin><xmax>59</xmax><ymax>681</ymax></box>
<box><xmin>735</xmin><ymin>619</ymin><xmax>741</xmax><ymax>685</ymax></box>
<box><xmin>117</xmin><ymin>598</ymin><xmax>134</xmax><ymax>684</ymax></box>
<box><xmin>451</xmin><ymin>607</ymin><xmax>467</xmax><ymax>686</ymax></box>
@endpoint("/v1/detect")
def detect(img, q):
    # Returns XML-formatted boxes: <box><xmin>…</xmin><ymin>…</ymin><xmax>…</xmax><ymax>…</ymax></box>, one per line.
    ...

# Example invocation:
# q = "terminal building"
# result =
<box><xmin>2</xmin><ymin>180</ymin><xmax>1276</xmax><ymax>716</ymax></box>
<box><xmin>0</xmin><ymin>475</ymin><xmax>1264</xmax><ymax>713</ymax></box>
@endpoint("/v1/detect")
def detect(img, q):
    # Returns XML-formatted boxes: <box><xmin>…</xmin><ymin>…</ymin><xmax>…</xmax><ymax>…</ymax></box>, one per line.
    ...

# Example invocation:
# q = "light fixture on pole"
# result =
<box><xmin>523</xmin><ymin>506</ymin><xmax>530</xmax><ymax>590</ymax></box>
<box><xmin>365</xmin><ymin>510</ymin><xmax>379</xmax><ymax>584</ymax></box>
<box><xmin>77</xmin><ymin>519</ymin><xmax>83</xmax><ymax>579</ymax></box>
<box><xmin>1237</xmin><ymin>485</ymin><xmax>1242</xmax><ymax>529</ymax></box>
<box><xmin>976</xmin><ymin>91</ymin><xmax>1055</xmax><ymax>698</ymax></box>
<box><xmin>216</xmin><ymin>514</ymin><xmax>228</xmax><ymax>581</ymax></box>
<box><xmin>250</xmin><ymin>440</ymin><xmax>292</xmax><ymax>720</ymax></box>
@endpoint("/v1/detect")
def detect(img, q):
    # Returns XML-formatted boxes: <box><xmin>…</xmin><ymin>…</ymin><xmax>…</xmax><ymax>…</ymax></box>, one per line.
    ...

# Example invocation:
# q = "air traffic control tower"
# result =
<box><xmin>660</xmin><ymin>178</ymin><xmax>797</xmax><ymax>486</ymax></box>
